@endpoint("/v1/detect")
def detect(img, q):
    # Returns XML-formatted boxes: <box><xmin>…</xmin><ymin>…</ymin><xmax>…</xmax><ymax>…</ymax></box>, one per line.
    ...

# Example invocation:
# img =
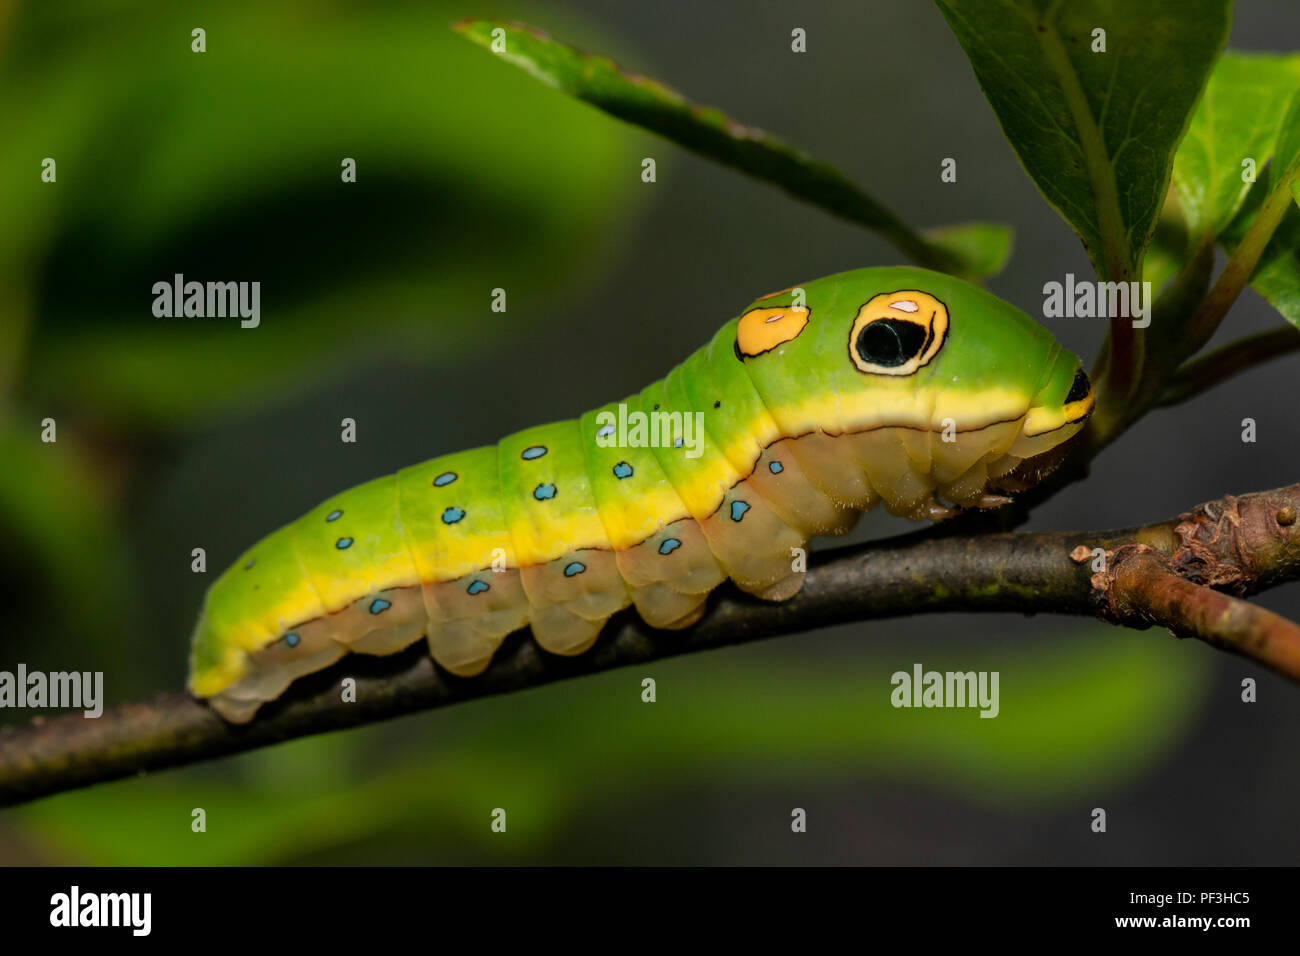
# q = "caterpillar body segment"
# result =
<box><xmin>189</xmin><ymin>266</ymin><xmax>1095</xmax><ymax>722</ymax></box>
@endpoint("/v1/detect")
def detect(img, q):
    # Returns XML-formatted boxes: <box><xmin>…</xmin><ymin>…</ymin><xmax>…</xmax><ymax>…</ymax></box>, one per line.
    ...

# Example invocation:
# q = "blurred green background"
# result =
<box><xmin>1</xmin><ymin>0</ymin><xmax>1297</xmax><ymax>864</ymax></box>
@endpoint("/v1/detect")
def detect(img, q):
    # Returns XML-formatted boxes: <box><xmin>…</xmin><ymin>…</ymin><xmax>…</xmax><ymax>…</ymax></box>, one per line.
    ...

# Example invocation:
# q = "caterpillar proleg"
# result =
<box><xmin>188</xmin><ymin>266</ymin><xmax>1095</xmax><ymax>722</ymax></box>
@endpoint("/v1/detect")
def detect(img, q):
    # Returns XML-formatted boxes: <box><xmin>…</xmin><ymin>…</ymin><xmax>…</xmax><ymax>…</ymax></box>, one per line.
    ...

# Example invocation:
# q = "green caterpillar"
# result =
<box><xmin>189</xmin><ymin>266</ymin><xmax>1094</xmax><ymax>722</ymax></box>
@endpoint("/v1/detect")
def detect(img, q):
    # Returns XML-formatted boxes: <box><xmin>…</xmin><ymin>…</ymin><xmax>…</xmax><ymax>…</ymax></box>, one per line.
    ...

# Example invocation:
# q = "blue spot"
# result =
<box><xmin>285</xmin><ymin>632</ymin><xmax>300</xmax><ymax>648</ymax></box>
<box><xmin>335</xmin><ymin>537</ymin><xmax>354</xmax><ymax>550</ymax></box>
<box><xmin>768</xmin><ymin>460</ymin><xmax>784</xmax><ymax>474</ymax></box>
<box><xmin>467</xmin><ymin>579</ymin><xmax>490</xmax><ymax>595</ymax></box>
<box><xmin>442</xmin><ymin>507</ymin><xmax>465</xmax><ymax>524</ymax></box>
<box><xmin>369</xmin><ymin>598</ymin><xmax>391</xmax><ymax>615</ymax></box>
<box><xmin>326</xmin><ymin>509</ymin><xmax>343</xmax><ymax>522</ymax></box>
<box><xmin>659</xmin><ymin>537</ymin><xmax>682</xmax><ymax>555</ymax></box>
<box><xmin>521</xmin><ymin>445</ymin><xmax>548</xmax><ymax>460</ymax></box>
<box><xmin>730</xmin><ymin>500</ymin><xmax>751</xmax><ymax>522</ymax></box>
<box><xmin>244</xmin><ymin>559</ymin><xmax>256</xmax><ymax>570</ymax></box>
<box><xmin>433</xmin><ymin>472</ymin><xmax>457</xmax><ymax>487</ymax></box>
<box><xmin>563</xmin><ymin>561</ymin><xmax>586</xmax><ymax>577</ymax></box>
<box><xmin>533</xmin><ymin>483</ymin><xmax>557</xmax><ymax>501</ymax></box>
<box><xmin>613</xmin><ymin>461</ymin><xmax>633</xmax><ymax>479</ymax></box>
<box><xmin>673</xmin><ymin>437</ymin><xmax>684</xmax><ymax>449</ymax></box>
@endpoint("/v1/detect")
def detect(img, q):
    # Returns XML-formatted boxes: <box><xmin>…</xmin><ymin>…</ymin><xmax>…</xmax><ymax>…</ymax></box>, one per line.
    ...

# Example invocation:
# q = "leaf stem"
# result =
<box><xmin>452</xmin><ymin>19</ymin><xmax>998</xmax><ymax>280</ymax></box>
<box><xmin>1158</xmin><ymin>325</ymin><xmax>1300</xmax><ymax>407</ymax></box>
<box><xmin>1185</xmin><ymin>158</ymin><xmax>1300</xmax><ymax>351</ymax></box>
<box><xmin>1020</xmin><ymin>1</ymin><xmax>1141</xmax><ymax>401</ymax></box>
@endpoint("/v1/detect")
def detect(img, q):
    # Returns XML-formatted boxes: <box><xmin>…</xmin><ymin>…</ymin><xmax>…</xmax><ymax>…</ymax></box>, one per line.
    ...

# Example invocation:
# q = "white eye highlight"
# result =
<box><xmin>890</xmin><ymin>300</ymin><xmax>919</xmax><ymax>313</ymax></box>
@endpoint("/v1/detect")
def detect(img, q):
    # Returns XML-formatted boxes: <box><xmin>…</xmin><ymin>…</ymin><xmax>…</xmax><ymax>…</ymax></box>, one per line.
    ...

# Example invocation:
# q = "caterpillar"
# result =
<box><xmin>189</xmin><ymin>266</ymin><xmax>1094</xmax><ymax>722</ymax></box>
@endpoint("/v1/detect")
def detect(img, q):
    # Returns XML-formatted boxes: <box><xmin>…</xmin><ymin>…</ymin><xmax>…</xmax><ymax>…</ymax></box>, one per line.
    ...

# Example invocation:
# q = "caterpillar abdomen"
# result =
<box><xmin>189</xmin><ymin>266</ymin><xmax>1095</xmax><ymax>722</ymax></box>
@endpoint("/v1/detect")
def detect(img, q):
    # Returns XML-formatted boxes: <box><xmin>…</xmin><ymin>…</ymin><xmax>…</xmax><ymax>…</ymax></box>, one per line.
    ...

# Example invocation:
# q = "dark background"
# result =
<box><xmin>1</xmin><ymin>0</ymin><xmax>1297</xmax><ymax>864</ymax></box>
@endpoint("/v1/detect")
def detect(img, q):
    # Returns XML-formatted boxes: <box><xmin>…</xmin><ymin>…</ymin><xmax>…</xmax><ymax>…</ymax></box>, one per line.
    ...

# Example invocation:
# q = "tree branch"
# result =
<box><xmin>3</xmin><ymin>483</ymin><xmax>1299</xmax><ymax>808</ymax></box>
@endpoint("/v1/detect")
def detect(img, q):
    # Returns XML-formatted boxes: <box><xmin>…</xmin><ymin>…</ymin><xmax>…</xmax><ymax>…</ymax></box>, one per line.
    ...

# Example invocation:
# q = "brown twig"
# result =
<box><xmin>1087</xmin><ymin>488</ymin><xmax>1300</xmax><ymax>674</ymax></box>
<box><xmin>3</xmin><ymin>483</ymin><xmax>1300</xmax><ymax>808</ymax></box>
<box><xmin>1103</xmin><ymin>549</ymin><xmax>1300</xmax><ymax>677</ymax></box>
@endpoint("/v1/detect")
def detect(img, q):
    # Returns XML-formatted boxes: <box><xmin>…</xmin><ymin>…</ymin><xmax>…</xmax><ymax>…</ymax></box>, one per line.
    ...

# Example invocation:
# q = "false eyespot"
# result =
<box><xmin>736</xmin><ymin>306</ymin><xmax>810</xmax><ymax>358</ymax></box>
<box><xmin>849</xmin><ymin>289</ymin><xmax>950</xmax><ymax>376</ymax></box>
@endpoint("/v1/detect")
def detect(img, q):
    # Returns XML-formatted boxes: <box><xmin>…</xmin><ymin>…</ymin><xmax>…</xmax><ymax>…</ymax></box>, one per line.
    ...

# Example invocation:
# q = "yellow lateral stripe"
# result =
<box><xmin>498</xmin><ymin>420</ymin><xmax>611</xmax><ymax>566</ymax></box>
<box><xmin>580</xmin><ymin>403</ymin><xmax>693</xmax><ymax>550</ymax></box>
<box><xmin>237</xmin><ymin>388</ymin><xmax>1030</xmax><ymax>641</ymax></box>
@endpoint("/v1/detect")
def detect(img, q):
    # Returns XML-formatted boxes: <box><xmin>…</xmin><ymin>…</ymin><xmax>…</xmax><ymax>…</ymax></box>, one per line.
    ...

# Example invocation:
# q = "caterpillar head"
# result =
<box><xmin>733</xmin><ymin>266</ymin><xmax>1093</xmax><ymax>515</ymax></box>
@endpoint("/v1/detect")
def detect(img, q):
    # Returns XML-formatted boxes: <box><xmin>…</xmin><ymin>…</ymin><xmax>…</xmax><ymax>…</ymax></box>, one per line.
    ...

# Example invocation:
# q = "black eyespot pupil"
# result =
<box><xmin>1065</xmin><ymin>368</ymin><xmax>1091</xmax><ymax>404</ymax></box>
<box><xmin>856</xmin><ymin>319</ymin><xmax>927</xmax><ymax>368</ymax></box>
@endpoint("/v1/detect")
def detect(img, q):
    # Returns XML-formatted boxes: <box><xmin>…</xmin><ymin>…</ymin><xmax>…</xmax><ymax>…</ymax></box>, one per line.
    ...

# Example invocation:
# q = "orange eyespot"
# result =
<box><xmin>736</xmin><ymin>306</ymin><xmax>809</xmax><ymax>358</ymax></box>
<box><xmin>848</xmin><ymin>289</ymin><xmax>949</xmax><ymax>376</ymax></box>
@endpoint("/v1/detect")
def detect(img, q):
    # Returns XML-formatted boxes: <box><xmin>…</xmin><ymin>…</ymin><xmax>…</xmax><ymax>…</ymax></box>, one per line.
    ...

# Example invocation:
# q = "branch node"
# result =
<box><xmin>1089</xmin><ymin>543</ymin><xmax>1164</xmax><ymax>625</ymax></box>
<box><xmin>1169</xmin><ymin>487</ymin><xmax>1300</xmax><ymax>594</ymax></box>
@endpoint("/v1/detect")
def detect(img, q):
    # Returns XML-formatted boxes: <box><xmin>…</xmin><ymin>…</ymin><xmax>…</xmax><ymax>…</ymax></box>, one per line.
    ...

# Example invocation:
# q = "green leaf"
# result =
<box><xmin>1275</xmin><ymin>86</ymin><xmax>1300</xmax><ymax>179</ymax></box>
<box><xmin>1224</xmin><ymin>198</ymin><xmax>1300</xmax><ymax>327</ymax></box>
<box><xmin>452</xmin><ymin>18</ymin><xmax>1010</xmax><ymax>279</ymax></box>
<box><xmin>1143</xmin><ymin>196</ymin><xmax>1190</xmax><ymax>293</ymax></box>
<box><xmin>922</xmin><ymin>222</ymin><xmax>1015</xmax><ymax>280</ymax></box>
<box><xmin>1217</xmin><ymin>87</ymin><xmax>1300</xmax><ymax>328</ymax></box>
<box><xmin>1172</xmin><ymin>53</ymin><xmax>1300</xmax><ymax>241</ymax></box>
<box><xmin>935</xmin><ymin>0</ymin><xmax>1230</xmax><ymax>281</ymax></box>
